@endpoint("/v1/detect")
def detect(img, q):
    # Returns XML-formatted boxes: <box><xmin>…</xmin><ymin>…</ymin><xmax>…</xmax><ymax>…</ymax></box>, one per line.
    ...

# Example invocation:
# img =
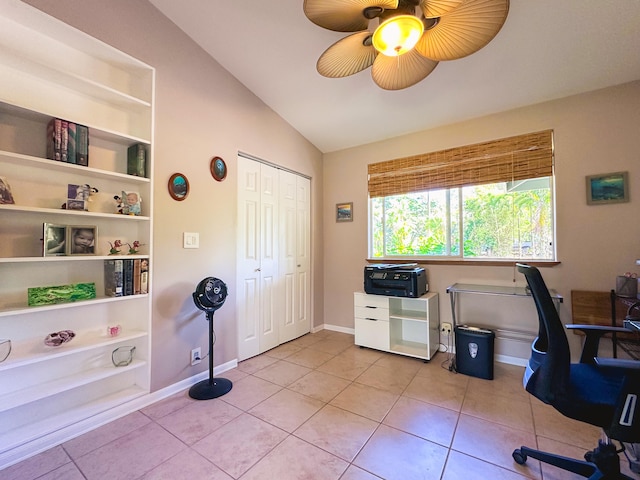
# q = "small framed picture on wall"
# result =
<box><xmin>336</xmin><ymin>202</ymin><xmax>353</xmax><ymax>222</ymax></box>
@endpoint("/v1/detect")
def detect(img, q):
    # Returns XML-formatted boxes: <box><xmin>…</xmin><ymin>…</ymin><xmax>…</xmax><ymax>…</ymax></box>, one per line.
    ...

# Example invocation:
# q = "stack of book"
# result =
<box><xmin>104</xmin><ymin>258</ymin><xmax>149</xmax><ymax>297</ymax></box>
<box><xmin>46</xmin><ymin>117</ymin><xmax>89</xmax><ymax>166</ymax></box>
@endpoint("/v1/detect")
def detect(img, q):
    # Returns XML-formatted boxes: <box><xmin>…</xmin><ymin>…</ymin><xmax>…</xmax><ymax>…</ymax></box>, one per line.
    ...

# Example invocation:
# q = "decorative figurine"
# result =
<box><xmin>44</xmin><ymin>329</ymin><xmax>75</xmax><ymax>347</ymax></box>
<box><xmin>127</xmin><ymin>240</ymin><xmax>144</xmax><ymax>255</ymax></box>
<box><xmin>108</xmin><ymin>239</ymin><xmax>122</xmax><ymax>255</ymax></box>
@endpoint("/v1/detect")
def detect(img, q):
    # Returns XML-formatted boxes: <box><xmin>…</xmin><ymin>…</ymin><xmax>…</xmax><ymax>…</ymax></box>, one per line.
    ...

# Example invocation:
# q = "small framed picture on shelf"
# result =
<box><xmin>120</xmin><ymin>190</ymin><xmax>142</xmax><ymax>215</ymax></box>
<box><xmin>66</xmin><ymin>184</ymin><xmax>90</xmax><ymax>211</ymax></box>
<box><xmin>43</xmin><ymin>223</ymin><xmax>67</xmax><ymax>256</ymax></box>
<box><xmin>66</xmin><ymin>225</ymin><xmax>97</xmax><ymax>255</ymax></box>
<box><xmin>0</xmin><ymin>176</ymin><xmax>15</xmax><ymax>205</ymax></box>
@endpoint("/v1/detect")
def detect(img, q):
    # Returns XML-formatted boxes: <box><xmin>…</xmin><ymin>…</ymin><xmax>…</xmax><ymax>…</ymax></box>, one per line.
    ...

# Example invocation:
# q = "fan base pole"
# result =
<box><xmin>188</xmin><ymin>377</ymin><xmax>232</xmax><ymax>400</ymax></box>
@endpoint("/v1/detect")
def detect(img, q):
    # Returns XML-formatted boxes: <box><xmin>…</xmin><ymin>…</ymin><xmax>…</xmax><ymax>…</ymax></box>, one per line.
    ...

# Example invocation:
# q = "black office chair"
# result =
<box><xmin>514</xmin><ymin>263</ymin><xmax>640</xmax><ymax>479</ymax></box>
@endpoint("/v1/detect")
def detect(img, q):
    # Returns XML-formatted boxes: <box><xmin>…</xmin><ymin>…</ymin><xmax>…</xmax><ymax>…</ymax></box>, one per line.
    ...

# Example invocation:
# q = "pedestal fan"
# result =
<box><xmin>188</xmin><ymin>277</ymin><xmax>232</xmax><ymax>400</ymax></box>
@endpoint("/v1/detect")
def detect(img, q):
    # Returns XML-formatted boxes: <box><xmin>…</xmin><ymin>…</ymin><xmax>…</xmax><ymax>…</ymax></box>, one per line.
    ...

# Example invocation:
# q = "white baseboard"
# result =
<box><xmin>317</xmin><ymin>323</ymin><xmax>354</xmax><ymax>335</ymax></box>
<box><xmin>0</xmin><ymin>359</ymin><xmax>238</xmax><ymax>471</ymax></box>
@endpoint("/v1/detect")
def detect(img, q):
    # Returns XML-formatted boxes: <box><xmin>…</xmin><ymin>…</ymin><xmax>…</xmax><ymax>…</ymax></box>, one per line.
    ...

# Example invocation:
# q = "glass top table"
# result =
<box><xmin>446</xmin><ymin>283</ymin><xmax>563</xmax><ymax>327</ymax></box>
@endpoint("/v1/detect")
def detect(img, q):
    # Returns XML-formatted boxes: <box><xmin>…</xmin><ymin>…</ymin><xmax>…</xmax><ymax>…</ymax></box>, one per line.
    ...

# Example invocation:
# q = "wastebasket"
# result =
<box><xmin>455</xmin><ymin>325</ymin><xmax>495</xmax><ymax>380</ymax></box>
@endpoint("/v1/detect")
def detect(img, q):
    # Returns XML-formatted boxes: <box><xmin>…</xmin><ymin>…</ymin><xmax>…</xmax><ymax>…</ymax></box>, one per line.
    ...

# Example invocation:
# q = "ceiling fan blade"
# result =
<box><xmin>416</xmin><ymin>0</ymin><xmax>509</xmax><ymax>61</ymax></box>
<box><xmin>317</xmin><ymin>31</ymin><xmax>377</xmax><ymax>78</ymax></box>
<box><xmin>371</xmin><ymin>49</ymin><xmax>438</xmax><ymax>90</ymax></box>
<box><xmin>304</xmin><ymin>0</ymin><xmax>398</xmax><ymax>32</ymax></box>
<box><xmin>419</xmin><ymin>0</ymin><xmax>465</xmax><ymax>18</ymax></box>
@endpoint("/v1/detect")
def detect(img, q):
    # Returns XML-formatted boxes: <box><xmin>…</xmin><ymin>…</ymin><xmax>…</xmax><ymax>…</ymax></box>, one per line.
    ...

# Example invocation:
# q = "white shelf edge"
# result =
<box><xmin>0</xmin><ymin>101</ymin><xmax>151</xmax><ymax>146</ymax></box>
<box><xmin>0</xmin><ymin>203</ymin><xmax>150</xmax><ymax>221</ymax></box>
<box><xmin>0</xmin><ymin>149</ymin><xmax>151</xmax><ymax>182</ymax></box>
<box><xmin>389</xmin><ymin>313</ymin><xmax>428</xmax><ymax>322</ymax></box>
<box><xmin>0</xmin><ymin>295</ymin><xmax>149</xmax><ymax>318</ymax></box>
<box><xmin>0</xmin><ymin>360</ymin><xmax>146</xmax><ymax>412</ymax></box>
<box><xmin>0</xmin><ymin>385</ymin><xmax>147</xmax><ymax>454</ymax></box>
<box><xmin>0</xmin><ymin>254</ymin><xmax>149</xmax><ymax>264</ymax></box>
<box><xmin>390</xmin><ymin>340</ymin><xmax>428</xmax><ymax>358</ymax></box>
<box><xmin>0</xmin><ymin>330</ymin><xmax>148</xmax><ymax>371</ymax></box>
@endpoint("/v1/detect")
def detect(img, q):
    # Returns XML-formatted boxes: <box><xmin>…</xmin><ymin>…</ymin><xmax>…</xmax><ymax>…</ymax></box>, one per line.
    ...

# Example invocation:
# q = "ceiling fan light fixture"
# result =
<box><xmin>372</xmin><ymin>15</ymin><xmax>424</xmax><ymax>57</ymax></box>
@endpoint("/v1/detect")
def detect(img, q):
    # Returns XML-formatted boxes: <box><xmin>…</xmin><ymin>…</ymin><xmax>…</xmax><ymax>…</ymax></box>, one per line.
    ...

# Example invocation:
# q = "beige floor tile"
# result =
<box><xmin>338</xmin><ymin>345</ymin><xmax>386</xmax><ymax>364</ymax></box>
<box><xmin>218</xmin><ymin>366</ymin><xmax>250</xmax><ymax>383</ymax></box>
<box><xmin>192</xmin><ymin>413</ymin><xmax>288</xmax><ymax>478</ymax></box>
<box><xmin>354</xmin><ymin>363</ymin><xmax>416</xmax><ymax>395</ymax></box>
<box><xmin>240</xmin><ymin>435</ymin><xmax>348</xmax><ymax>480</ymax></box>
<box><xmin>287</xmin><ymin>370</ymin><xmax>351</xmax><ymax>403</ymax></box>
<box><xmin>403</xmin><ymin>374</ymin><xmax>467</xmax><ymax>411</ymax></box>
<box><xmin>138</xmin><ymin>448</ymin><xmax>232</xmax><ymax>480</ymax></box>
<box><xmin>294</xmin><ymin>404</ymin><xmax>378</xmax><ymax>462</ymax></box>
<box><xmin>262</xmin><ymin>342</ymin><xmax>303</xmax><ymax>359</ymax></box>
<box><xmin>339</xmin><ymin>465</ymin><xmax>383</xmax><ymax>480</ymax></box>
<box><xmin>452</xmin><ymin>414</ymin><xmax>541</xmax><ymax>479</ymax></box>
<box><xmin>353</xmin><ymin>424</ymin><xmax>448</xmax><ymax>480</ymax></box>
<box><xmin>442</xmin><ymin>450</ymin><xmax>531</xmax><ymax>480</ymax></box>
<box><xmin>285</xmin><ymin>347</ymin><xmax>335</xmax><ymax>369</ymax></box>
<box><xmin>140</xmin><ymin>391</ymin><xmax>195</xmax><ymax>420</ymax></box>
<box><xmin>287</xmin><ymin>333</ymin><xmax>325</xmax><ymax>348</ymax></box>
<box><xmin>373</xmin><ymin>352</ymin><xmax>425</xmax><ymax>376</ymax></box>
<box><xmin>531</xmin><ymin>398</ymin><xmax>600</xmax><ymax>450</ymax></box>
<box><xmin>219</xmin><ymin>374</ymin><xmax>281</xmax><ymax>411</ymax></box>
<box><xmin>2</xmin><ymin>446</ymin><xmax>71</xmax><ymax>480</ymax></box>
<box><xmin>308</xmin><ymin>337</ymin><xmax>354</xmax><ymax>355</ymax></box>
<box><xmin>249</xmin><ymin>388</ymin><xmax>324</xmax><ymax>432</ymax></box>
<box><xmin>252</xmin><ymin>359</ymin><xmax>312</xmax><ymax>386</ymax></box>
<box><xmin>237</xmin><ymin>355</ymin><xmax>279</xmax><ymax>374</ymax></box>
<box><xmin>330</xmin><ymin>382</ymin><xmax>399</xmax><ymax>422</ymax></box>
<box><xmin>383</xmin><ymin>396</ymin><xmax>459</xmax><ymax>447</ymax></box>
<box><xmin>462</xmin><ymin>388</ymin><xmax>534</xmax><ymax>432</ymax></box>
<box><xmin>155</xmin><ymin>397</ymin><xmax>242</xmax><ymax>445</ymax></box>
<box><xmin>38</xmin><ymin>462</ymin><xmax>85</xmax><ymax>480</ymax></box>
<box><xmin>64</xmin><ymin>411</ymin><xmax>152</xmax><ymax>459</ymax></box>
<box><xmin>466</xmin><ymin>372</ymin><xmax>530</xmax><ymax>401</ymax></box>
<box><xmin>74</xmin><ymin>422</ymin><xmax>187</xmax><ymax>480</ymax></box>
<box><xmin>316</xmin><ymin>354</ymin><xmax>373</xmax><ymax>381</ymax></box>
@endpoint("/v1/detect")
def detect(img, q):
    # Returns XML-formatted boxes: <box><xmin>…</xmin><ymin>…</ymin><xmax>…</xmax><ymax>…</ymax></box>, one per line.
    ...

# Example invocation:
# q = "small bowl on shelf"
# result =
<box><xmin>112</xmin><ymin>346</ymin><xmax>136</xmax><ymax>367</ymax></box>
<box><xmin>0</xmin><ymin>339</ymin><xmax>11</xmax><ymax>362</ymax></box>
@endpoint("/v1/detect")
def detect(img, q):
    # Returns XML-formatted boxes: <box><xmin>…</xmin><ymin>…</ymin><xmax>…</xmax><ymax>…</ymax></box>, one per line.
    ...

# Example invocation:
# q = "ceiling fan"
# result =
<box><xmin>303</xmin><ymin>0</ymin><xmax>509</xmax><ymax>90</ymax></box>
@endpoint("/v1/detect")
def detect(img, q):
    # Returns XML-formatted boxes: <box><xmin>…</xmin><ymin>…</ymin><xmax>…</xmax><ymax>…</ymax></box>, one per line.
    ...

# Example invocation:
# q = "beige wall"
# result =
<box><xmin>25</xmin><ymin>0</ymin><xmax>324</xmax><ymax>391</ymax></box>
<box><xmin>323</xmin><ymin>81</ymin><xmax>640</xmax><ymax>358</ymax></box>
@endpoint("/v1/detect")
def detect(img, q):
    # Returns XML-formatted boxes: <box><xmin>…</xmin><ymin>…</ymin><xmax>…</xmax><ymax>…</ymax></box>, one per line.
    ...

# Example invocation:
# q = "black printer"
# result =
<box><xmin>364</xmin><ymin>264</ymin><xmax>428</xmax><ymax>298</ymax></box>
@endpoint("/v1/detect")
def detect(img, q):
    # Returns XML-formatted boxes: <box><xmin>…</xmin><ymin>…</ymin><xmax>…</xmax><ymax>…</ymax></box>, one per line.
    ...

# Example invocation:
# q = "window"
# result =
<box><xmin>368</xmin><ymin>131</ymin><xmax>555</xmax><ymax>261</ymax></box>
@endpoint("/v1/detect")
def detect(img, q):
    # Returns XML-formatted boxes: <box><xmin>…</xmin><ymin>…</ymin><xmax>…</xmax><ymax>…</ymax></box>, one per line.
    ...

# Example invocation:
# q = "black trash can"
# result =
<box><xmin>455</xmin><ymin>325</ymin><xmax>495</xmax><ymax>380</ymax></box>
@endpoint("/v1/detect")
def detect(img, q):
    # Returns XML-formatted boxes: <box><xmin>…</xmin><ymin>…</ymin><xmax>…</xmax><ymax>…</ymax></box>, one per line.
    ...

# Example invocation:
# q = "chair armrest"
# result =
<box><xmin>566</xmin><ymin>324</ymin><xmax>635</xmax><ymax>364</ymax></box>
<box><xmin>595</xmin><ymin>357</ymin><xmax>640</xmax><ymax>370</ymax></box>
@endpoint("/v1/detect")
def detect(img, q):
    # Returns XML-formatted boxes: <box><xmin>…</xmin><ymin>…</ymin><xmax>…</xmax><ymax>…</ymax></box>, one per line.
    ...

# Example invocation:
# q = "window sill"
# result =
<box><xmin>366</xmin><ymin>258</ymin><xmax>561</xmax><ymax>268</ymax></box>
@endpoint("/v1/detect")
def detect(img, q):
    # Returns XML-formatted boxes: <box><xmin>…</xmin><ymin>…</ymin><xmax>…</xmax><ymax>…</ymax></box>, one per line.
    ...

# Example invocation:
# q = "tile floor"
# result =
<box><xmin>4</xmin><ymin>329</ymin><xmax>639</xmax><ymax>480</ymax></box>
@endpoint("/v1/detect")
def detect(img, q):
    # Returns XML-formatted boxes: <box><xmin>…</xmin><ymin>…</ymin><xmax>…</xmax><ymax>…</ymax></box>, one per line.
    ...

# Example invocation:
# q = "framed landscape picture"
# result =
<box><xmin>586</xmin><ymin>171</ymin><xmax>629</xmax><ymax>205</ymax></box>
<box><xmin>336</xmin><ymin>202</ymin><xmax>353</xmax><ymax>222</ymax></box>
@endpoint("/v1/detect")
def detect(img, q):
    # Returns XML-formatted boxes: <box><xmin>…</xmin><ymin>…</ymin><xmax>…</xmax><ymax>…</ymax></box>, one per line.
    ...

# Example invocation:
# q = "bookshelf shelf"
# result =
<box><xmin>0</xmin><ymin>1</ymin><xmax>154</xmax><ymax>468</ymax></box>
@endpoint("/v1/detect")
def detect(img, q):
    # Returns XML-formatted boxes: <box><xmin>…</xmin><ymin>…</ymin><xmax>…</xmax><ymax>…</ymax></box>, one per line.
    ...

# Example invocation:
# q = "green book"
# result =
<box><xmin>127</xmin><ymin>143</ymin><xmax>146</xmax><ymax>177</ymax></box>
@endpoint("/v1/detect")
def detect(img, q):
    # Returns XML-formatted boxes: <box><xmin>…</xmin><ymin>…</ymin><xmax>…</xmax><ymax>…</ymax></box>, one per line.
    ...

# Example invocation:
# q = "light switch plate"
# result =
<box><xmin>183</xmin><ymin>232</ymin><xmax>199</xmax><ymax>249</ymax></box>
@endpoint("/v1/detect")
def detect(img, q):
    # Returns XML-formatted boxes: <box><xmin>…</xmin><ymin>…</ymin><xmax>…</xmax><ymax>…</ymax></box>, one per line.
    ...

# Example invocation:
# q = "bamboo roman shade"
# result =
<box><xmin>368</xmin><ymin>130</ymin><xmax>554</xmax><ymax>198</ymax></box>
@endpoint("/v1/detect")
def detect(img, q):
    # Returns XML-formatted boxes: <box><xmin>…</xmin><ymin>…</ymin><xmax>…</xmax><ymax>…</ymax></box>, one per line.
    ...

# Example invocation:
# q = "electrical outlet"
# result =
<box><xmin>191</xmin><ymin>347</ymin><xmax>201</xmax><ymax>366</ymax></box>
<box><xmin>440</xmin><ymin>322</ymin><xmax>452</xmax><ymax>335</ymax></box>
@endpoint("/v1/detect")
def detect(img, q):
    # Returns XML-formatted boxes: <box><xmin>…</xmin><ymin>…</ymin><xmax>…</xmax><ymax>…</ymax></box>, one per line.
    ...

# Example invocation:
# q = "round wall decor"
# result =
<box><xmin>210</xmin><ymin>156</ymin><xmax>227</xmax><ymax>182</ymax></box>
<box><xmin>168</xmin><ymin>173</ymin><xmax>189</xmax><ymax>201</ymax></box>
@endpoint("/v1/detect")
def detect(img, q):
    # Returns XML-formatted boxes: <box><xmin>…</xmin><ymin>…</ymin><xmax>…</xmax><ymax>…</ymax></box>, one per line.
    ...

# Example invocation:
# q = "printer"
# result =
<box><xmin>364</xmin><ymin>263</ymin><xmax>428</xmax><ymax>298</ymax></box>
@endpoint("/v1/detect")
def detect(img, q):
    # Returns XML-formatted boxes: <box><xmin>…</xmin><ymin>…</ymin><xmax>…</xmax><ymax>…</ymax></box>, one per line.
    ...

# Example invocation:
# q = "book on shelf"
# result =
<box><xmin>140</xmin><ymin>258</ymin><xmax>149</xmax><ymax>294</ymax></box>
<box><xmin>67</xmin><ymin>122</ymin><xmax>77</xmax><ymax>164</ymax></box>
<box><xmin>104</xmin><ymin>259</ymin><xmax>123</xmax><ymax>297</ymax></box>
<box><xmin>133</xmin><ymin>258</ymin><xmax>141</xmax><ymax>295</ymax></box>
<box><xmin>60</xmin><ymin>120</ymin><xmax>69</xmax><ymax>162</ymax></box>
<box><xmin>76</xmin><ymin>124</ymin><xmax>89</xmax><ymax>166</ymax></box>
<box><xmin>127</xmin><ymin>143</ymin><xmax>146</xmax><ymax>177</ymax></box>
<box><xmin>46</xmin><ymin>118</ymin><xmax>62</xmax><ymax>161</ymax></box>
<box><xmin>123</xmin><ymin>258</ymin><xmax>134</xmax><ymax>296</ymax></box>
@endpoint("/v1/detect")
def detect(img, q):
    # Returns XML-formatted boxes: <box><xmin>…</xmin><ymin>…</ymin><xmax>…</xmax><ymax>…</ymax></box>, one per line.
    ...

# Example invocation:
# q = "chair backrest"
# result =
<box><xmin>517</xmin><ymin>263</ymin><xmax>571</xmax><ymax>404</ymax></box>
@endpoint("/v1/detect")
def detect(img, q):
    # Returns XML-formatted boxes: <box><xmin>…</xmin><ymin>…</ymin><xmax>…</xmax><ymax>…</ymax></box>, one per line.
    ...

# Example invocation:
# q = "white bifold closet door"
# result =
<box><xmin>237</xmin><ymin>155</ymin><xmax>311</xmax><ymax>361</ymax></box>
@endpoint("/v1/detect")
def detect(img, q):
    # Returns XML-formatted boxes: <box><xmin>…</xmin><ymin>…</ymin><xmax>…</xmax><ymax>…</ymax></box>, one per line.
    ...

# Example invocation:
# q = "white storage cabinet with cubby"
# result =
<box><xmin>0</xmin><ymin>1</ymin><xmax>154</xmax><ymax>468</ymax></box>
<box><xmin>354</xmin><ymin>292</ymin><xmax>439</xmax><ymax>361</ymax></box>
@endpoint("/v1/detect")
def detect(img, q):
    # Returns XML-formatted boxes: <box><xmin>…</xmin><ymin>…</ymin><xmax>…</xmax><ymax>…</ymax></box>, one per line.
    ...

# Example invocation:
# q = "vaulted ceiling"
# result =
<box><xmin>149</xmin><ymin>0</ymin><xmax>640</xmax><ymax>153</ymax></box>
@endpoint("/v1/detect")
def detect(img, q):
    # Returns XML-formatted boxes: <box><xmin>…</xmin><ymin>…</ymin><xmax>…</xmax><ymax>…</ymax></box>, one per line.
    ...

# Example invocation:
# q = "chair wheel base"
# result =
<box><xmin>512</xmin><ymin>449</ymin><xmax>527</xmax><ymax>465</ymax></box>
